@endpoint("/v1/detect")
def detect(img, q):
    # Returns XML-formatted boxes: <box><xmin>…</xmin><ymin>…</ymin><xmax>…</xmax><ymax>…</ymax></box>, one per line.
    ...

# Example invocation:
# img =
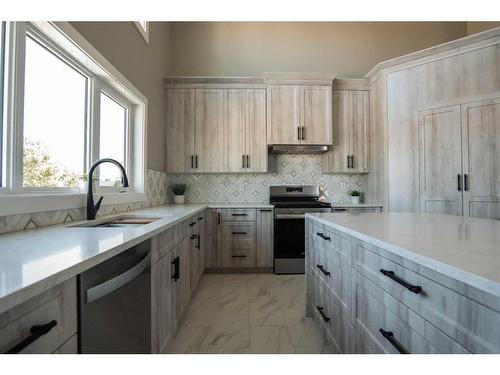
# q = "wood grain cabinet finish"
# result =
<box><xmin>150</xmin><ymin>221</ymin><xmax>187</xmax><ymax>265</ymax></box>
<box><xmin>151</xmin><ymin>252</ymin><xmax>173</xmax><ymax>354</ymax></box>
<box><xmin>267</xmin><ymin>84</ymin><xmax>332</xmax><ymax>145</ymax></box>
<box><xmin>225</xmin><ymin>89</ymin><xmax>267</xmax><ymax>173</ymax></box>
<box><xmin>256</xmin><ymin>209</ymin><xmax>274</xmax><ymax>267</ymax></box>
<box><xmin>0</xmin><ymin>278</ymin><xmax>77</xmax><ymax>354</ymax></box>
<box><xmin>418</xmin><ymin>94</ymin><xmax>500</xmax><ymax>219</ymax></box>
<box><xmin>323</xmin><ymin>90</ymin><xmax>369</xmax><ymax>174</ymax></box>
<box><xmin>306</xmin><ymin>216</ymin><xmax>500</xmax><ymax>354</ymax></box>
<box><xmin>205</xmin><ymin>208</ymin><xmax>222</xmax><ymax>268</ymax></box>
<box><xmin>221</xmin><ymin>222</ymin><xmax>257</xmax><ymax>267</ymax></box>
<box><xmin>221</xmin><ymin>208</ymin><xmax>256</xmax><ymax>222</ymax></box>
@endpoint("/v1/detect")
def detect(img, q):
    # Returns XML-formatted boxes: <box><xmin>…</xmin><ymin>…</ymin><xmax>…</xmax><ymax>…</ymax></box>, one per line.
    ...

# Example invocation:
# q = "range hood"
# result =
<box><xmin>268</xmin><ymin>145</ymin><xmax>328</xmax><ymax>154</ymax></box>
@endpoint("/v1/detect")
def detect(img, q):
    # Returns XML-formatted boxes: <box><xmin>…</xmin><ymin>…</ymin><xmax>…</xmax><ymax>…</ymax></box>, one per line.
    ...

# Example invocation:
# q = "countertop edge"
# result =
<box><xmin>305</xmin><ymin>213</ymin><xmax>500</xmax><ymax>299</ymax></box>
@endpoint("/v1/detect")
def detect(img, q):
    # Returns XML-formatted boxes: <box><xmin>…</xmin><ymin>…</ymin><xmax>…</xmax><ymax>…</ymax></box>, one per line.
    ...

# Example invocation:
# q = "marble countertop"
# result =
<box><xmin>306</xmin><ymin>212</ymin><xmax>500</xmax><ymax>297</ymax></box>
<box><xmin>0</xmin><ymin>204</ymin><xmax>208</xmax><ymax>314</ymax></box>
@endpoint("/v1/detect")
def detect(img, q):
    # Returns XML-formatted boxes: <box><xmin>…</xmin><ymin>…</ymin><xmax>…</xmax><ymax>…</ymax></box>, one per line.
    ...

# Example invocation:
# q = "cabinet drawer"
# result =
<box><xmin>309</xmin><ymin>270</ymin><xmax>354</xmax><ymax>353</ymax></box>
<box><xmin>354</xmin><ymin>271</ymin><xmax>469</xmax><ymax>354</ymax></box>
<box><xmin>221</xmin><ymin>222</ymin><xmax>256</xmax><ymax>267</ymax></box>
<box><xmin>311</xmin><ymin>222</ymin><xmax>351</xmax><ymax>265</ymax></box>
<box><xmin>354</xmin><ymin>239</ymin><xmax>500</xmax><ymax>353</ymax></box>
<box><xmin>0</xmin><ymin>278</ymin><xmax>77</xmax><ymax>354</ymax></box>
<box><xmin>221</xmin><ymin>208</ymin><xmax>256</xmax><ymax>222</ymax></box>
<box><xmin>151</xmin><ymin>221</ymin><xmax>188</xmax><ymax>264</ymax></box>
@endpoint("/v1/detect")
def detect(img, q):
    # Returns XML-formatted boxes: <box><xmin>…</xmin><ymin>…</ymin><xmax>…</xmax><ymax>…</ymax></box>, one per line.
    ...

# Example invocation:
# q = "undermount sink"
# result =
<box><xmin>69</xmin><ymin>215</ymin><xmax>161</xmax><ymax>228</ymax></box>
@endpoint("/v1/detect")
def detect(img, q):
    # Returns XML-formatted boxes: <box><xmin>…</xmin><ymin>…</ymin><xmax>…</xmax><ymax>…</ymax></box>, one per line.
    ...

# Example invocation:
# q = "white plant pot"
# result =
<box><xmin>351</xmin><ymin>196</ymin><xmax>360</xmax><ymax>204</ymax></box>
<box><xmin>174</xmin><ymin>195</ymin><xmax>185</xmax><ymax>204</ymax></box>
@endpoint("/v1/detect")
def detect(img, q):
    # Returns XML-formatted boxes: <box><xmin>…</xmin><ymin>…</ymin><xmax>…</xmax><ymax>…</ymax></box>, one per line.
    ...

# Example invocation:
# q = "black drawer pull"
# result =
<box><xmin>380</xmin><ymin>269</ymin><xmax>422</xmax><ymax>294</ymax></box>
<box><xmin>259</xmin><ymin>209</ymin><xmax>272</xmax><ymax>212</ymax></box>
<box><xmin>5</xmin><ymin>320</ymin><xmax>58</xmax><ymax>354</ymax></box>
<box><xmin>379</xmin><ymin>329</ymin><xmax>409</xmax><ymax>354</ymax></box>
<box><xmin>232</xmin><ymin>255</ymin><xmax>247</xmax><ymax>258</ymax></box>
<box><xmin>316</xmin><ymin>232</ymin><xmax>331</xmax><ymax>241</ymax></box>
<box><xmin>189</xmin><ymin>221</ymin><xmax>196</xmax><ymax>227</ymax></box>
<box><xmin>316</xmin><ymin>306</ymin><xmax>330</xmax><ymax>322</ymax></box>
<box><xmin>232</xmin><ymin>231</ymin><xmax>247</xmax><ymax>235</ymax></box>
<box><xmin>196</xmin><ymin>234</ymin><xmax>200</xmax><ymax>249</ymax></box>
<box><xmin>198</xmin><ymin>217</ymin><xmax>204</xmax><ymax>221</ymax></box>
<box><xmin>171</xmin><ymin>256</ymin><xmax>180</xmax><ymax>282</ymax></box>
<box><xmin>316</xmin><ymin>264</ymin><xmax>331</xmax><ymax>277</ymax></box>
<box><xmin>231</xmin><ymin>213</ymin><xmax>248</xmax><ymax>216</ymax></box>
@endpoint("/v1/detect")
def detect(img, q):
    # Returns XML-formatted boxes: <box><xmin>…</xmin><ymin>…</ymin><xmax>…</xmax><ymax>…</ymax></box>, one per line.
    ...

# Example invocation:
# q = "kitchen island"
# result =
<box><xmin>305</xmin><ymin>212</ymin><xmax>500</xmax><ymax>354</ymax></box>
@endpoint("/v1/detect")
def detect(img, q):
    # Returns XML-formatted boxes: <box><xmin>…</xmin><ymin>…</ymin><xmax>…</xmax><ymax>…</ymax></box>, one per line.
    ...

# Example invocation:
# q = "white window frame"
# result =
<box><xmin>134</xmin><ymin>22</ymin><xmax>149</xmax><ymax>44</ymax></box>
<box><xmin>0</xmin><ymin>22</ymin><xmax>147</xmax><ymax>216</ymax></box>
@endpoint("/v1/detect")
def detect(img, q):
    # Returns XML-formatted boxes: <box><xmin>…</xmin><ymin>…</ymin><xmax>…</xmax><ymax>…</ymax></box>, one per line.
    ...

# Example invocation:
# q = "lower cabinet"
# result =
<box><xmin>205</xmin><ymin>208</ymin><xmax>274</xmax><ymax>269</ymax></box>
<box><xmin>0</xmin><ymin>278</ymin><xmax>78</xmax><ymax>354</ymax></box>
<box><xmin>305</xmin><ymin>217</ymin><xmax>499</xmax><ymax>354</ymax></box>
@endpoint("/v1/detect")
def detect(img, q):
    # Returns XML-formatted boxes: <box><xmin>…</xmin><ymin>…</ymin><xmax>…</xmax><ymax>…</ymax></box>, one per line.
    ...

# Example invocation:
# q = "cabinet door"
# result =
<box><xmin>256</xmin><ymin>209</ymin><xmax>274</xmax><ymax>267</ymax></box>
<box><xmin>205</xmin><ymin>208</ymin><xmax>221</xmax><ymax>268</ymax></box>
<box><xmin>197</xmin><ymin>213</ymin><xmax>205</xmax><ymax>278</ymax></box>
<box><xmin>301</xmin><ymin>86</ymin><xmax>332</xmax><ymax>145</ymax></box>
<box><xmin>418</xmin><ymin>105</ymin><xmax>463</xmax><ymax>215</ymax></box>
<box><xmin>165</xmin><ymin>89</ymin><xmax>195</xmax><ymax>172</ymax></box>
<box><xmin>461</xmin><ymin>97</ymin><xmax>500</xmax><ymax>220</ymax></box>
<box><xmin>246</xmin><ymin>89</ymin><xmax>268</xmax><ymax>172</ymax></box>
<box><xmin>267</xmin><ymin>85</ymin><xmax>301</xmax><ymax>144</ymax></box>
<box><xmin>350</xmin><ymin>90</ymin><xmax>369</xmax><ymax>173</ymax></box>
<box><xmin>194</xmin><ymin>89</ymin><xmax>225</xmax><ymax>172</ymax></box>
<box><xmin>225</xmin><ymin>89</ymin><xmax>246</xmax><ymax>172</ymax></box>
<box><xmin>322</xmin><ymin>90</ymin><xmax>350</xmax><ymax>173</ymax></box>
<box><xmin>151</xmin><ymin>255</ymin><xmax>172</xmax><ymax>353</ymax></box>
<box><xmin>221</xmin><ymin>222</ymin><xmax>256</xmax><ymax>267</ymax></box>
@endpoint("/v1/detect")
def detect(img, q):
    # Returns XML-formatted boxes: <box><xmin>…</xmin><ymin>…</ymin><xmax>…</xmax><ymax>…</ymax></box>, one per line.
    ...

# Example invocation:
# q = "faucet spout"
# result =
<box><xmin>86</xmin><ymin>158</ymin><xmax>129</xmax><ymax>220</ymax></box>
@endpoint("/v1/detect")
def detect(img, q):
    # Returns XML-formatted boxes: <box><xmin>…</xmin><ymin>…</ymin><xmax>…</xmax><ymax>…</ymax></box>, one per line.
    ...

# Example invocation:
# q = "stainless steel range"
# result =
<box><xmin>270</xmin><ymin>185</ymin><xmax>331</xmax><ymax>274</ymax></box>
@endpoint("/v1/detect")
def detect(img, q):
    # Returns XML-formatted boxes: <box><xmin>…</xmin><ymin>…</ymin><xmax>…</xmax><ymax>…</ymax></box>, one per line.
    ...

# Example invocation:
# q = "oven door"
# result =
<box><xmin>274</xmin><ymin>213</ymin><xmax>305</xmax><ymax>274</ymax></box>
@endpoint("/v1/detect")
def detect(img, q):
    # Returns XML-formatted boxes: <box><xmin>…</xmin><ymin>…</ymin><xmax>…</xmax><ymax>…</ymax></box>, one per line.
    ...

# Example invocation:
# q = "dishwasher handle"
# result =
<box><xmin>85</xmin><ymin>253</ymin><xmax>150</xmax><ymax>304</ymax></box>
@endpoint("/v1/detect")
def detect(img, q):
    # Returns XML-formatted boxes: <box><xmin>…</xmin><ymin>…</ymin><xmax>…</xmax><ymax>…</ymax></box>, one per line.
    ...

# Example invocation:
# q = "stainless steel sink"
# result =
<box><xmin>69</xmin><ymin>215</ymin><xmax>161</xmax><ymax>228</ymax></box>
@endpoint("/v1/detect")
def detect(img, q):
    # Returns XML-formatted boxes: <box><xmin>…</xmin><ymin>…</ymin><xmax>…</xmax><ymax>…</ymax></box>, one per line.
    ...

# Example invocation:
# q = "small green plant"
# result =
<box><xmin>348</xmin><ymin>190</ymin><xmax>361</xmax><ymax>197</ymax></box>
<box><xmin>172</xmin><ymin>183</ymin><xmax>187</xmax><ymax>196</ymax></box>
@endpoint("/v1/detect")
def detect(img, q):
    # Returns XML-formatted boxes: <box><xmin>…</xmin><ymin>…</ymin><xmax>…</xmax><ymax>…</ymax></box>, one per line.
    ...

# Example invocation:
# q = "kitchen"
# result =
<box><xmin>1</xmin><ymin>3</ymin><xmax>500</xmax><ymax>369</ymax></box>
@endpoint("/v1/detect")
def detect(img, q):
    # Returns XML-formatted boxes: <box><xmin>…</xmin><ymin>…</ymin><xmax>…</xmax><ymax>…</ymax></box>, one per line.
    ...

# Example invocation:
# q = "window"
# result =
<box><xmin>134</xmin><ymin>22</ymin><xmax>149</xmax><ymax>44</ymax></box>
<box><xmin>0</xmin><ymin>22</ymin><xmax>147</xmax><ymax>217</ymax></box>
<box><xmin>98</xmin><ymin>91</ymin><xmax>128</xmax><ymax>187</ymax></box>
<box><xmin>23</xmin><ymin>35</ymin><xmax>88</xmax><ymax>188</ymax></box>
<box><xmin>1</xmin><ymin>22</ymin><xmax>6</xmax><ymax>187</ymax></box>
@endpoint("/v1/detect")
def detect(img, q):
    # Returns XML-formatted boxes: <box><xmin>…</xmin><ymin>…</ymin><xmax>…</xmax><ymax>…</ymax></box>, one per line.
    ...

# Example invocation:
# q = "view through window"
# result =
<box><xmin>0</xmin><ymin>22</ymin><xmax>6</xmax><ymax>187</ymax></box>
<box><xmin>22</xmin><ymin>35</ymin><xmax>87</xmax><ymax>188</ymax></box>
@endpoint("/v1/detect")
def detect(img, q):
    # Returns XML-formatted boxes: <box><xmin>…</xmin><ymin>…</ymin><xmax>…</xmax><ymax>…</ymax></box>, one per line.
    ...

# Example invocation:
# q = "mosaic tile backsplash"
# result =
<box><xmin>0</xmin><ymin>169</ymin><xmax>169</xmax><ymax>235</ymax></box>
<box><xmin>167</xmin><ymin>154</ymin><xmax>364</xmax><ymax>204</ymax></box>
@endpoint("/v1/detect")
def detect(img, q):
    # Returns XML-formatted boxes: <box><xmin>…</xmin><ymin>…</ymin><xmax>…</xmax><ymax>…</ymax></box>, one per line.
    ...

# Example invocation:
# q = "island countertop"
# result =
<box><xmin>306</xmin><ymin>212</ymin><xmax>500</xmax><ymax>297</ymax></box>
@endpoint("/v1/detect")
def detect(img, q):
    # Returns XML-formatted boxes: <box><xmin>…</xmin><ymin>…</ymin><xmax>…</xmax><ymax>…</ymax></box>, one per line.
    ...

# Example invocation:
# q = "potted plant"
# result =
<box><xmin>348</xmin><ymin>190</ymin><xmax>362</xmax><ymax>204</ymax></box>
<box><xmin>172</xmin><ymin>184</ymin><xmax>187</xmax><ymax>204</ymax></box>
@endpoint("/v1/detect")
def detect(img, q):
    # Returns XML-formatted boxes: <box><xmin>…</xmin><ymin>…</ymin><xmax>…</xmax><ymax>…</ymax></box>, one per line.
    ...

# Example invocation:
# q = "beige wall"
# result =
<box><xmin>71</xmin><ymin>22</ymin><xmax>171</xmax><ymax>171</ymax></box>
<box><xmin>168</xmin><ymin>22</ymin><xmax>467</xmax><ymax>78</ymax></box>
<box><xmin>467</xmin><ymin>22</ymin><xmax>500</xmax><ymax>35</ymax></box>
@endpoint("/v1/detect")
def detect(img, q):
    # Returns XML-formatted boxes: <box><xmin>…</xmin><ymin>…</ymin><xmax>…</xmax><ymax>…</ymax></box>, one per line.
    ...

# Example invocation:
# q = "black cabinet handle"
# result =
<box><xmin>232</xmin><ymin>231</ymin><xmax>247</xmax><ymax>235</ymax></box>
<box><xmin>316</xmin><ymin>306</ymin><xmax>330</xmax><ymax>322</ymax></box>
<box><xmin>217</xmin><ymin>212</ymin><xmax>221</xmax><ymax>225</ymax></box>
<box><xmin>380</xmin><ymin>269</ymin><xmax>422</xmax><ymax>294</ymax></box>
<box><xmin>351</xmin><ymin>155</ymin><xmax>354</xmax><ymax>169</ymax></box>
<box><xmin>259</xmin><ymin>209</ymin><xmax>272</xmax><ymax>212</ymax></box>
<box><xmin>297</xmin><ymin>126</ymin><xmax>301</xmax><ymax>141</ymax></box>
<box><xmin>196</xmin><ymin>234</ymin><xmax>200</xmax><ymax>249</ymax></box>
<box><xmin>301</xmin><ymin>126</ymin><xmax>305</xmax><ymax>140</ymax></box>
<box><xmin>195</xmin><ymin>155</ymin><xmax>199</xmax><ymax>169</ymax></box>
<box><xmin>316</xmin><ymin>264</ymin><xmax>331</xmax><ymax>277</ymax></box>
<box><xmin>346</xmin><ymin>155</ymin><xmax>350</xmax><ymax>168</ymax></box>
<box><xmin>5</xmin><ymin>320</ymin><xmax>58</xmax><ymax>354</ymax></box>
<box><xmin>189</xmin><ymin>221</ymin><xmax>196</xmax><ymax>227</ymax></box>
<box><xmin>316</xmin><ymin>232</ymin><xmax>331</xmax><ymax>241</ymax></box>
<box><xmin>232</xmin><ymin>255</ymin><xmax>246</xmax><ymax>258</ymax></box>
<box><xmin>464</xmin><ymin>174</ymin><xmax>469</xmax><ymax>191</ymax></box>
<box><xmin>232</xmin><ymin>213</ymin><xmax>248</xmax><ymax>216</ymax></box>
<box><xmin>171</xmin><ymin>256</ymin><xmax>180</xmax><ymax>282</ymax></box>
<box><xmin>191</xmin><ymin>155</ymin><xmax>194</xmax><ymax>169</ymax></box>
<box><xmin>242</xmin><ymin>155</ymin><xmax>245</xmax><ymax>169</ymax></box>
<box><xmin>379</xmin><ymin>329</ymin><xmax>409</xmax><ymax>354</ymax></box>
<box><xmin>457</xmin><ymin>174</ymin><xmax>462</xmax><ymax>191</ymax></box>
<box><xmin>197</xmin><ymin>217</ymin><xmax>204</xmax><ymax>221</ymax></box>
<box><xmin>246</xmin><ymin>155</ymin><xmax>250</xmax><ymax>169</ymax></box>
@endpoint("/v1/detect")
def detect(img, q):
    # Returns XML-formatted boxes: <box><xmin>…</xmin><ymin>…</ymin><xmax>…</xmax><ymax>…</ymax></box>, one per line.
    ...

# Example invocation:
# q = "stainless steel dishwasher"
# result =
<box><xmin>78</xmin><ymin>240</ymin><xmax>151</xmax><ymax>353</ymax></box>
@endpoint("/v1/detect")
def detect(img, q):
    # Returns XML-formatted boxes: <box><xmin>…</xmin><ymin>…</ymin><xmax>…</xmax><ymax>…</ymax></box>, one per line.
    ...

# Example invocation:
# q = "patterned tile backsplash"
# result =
<box><xmin>0</xmin><ymin>169</ymin><xmax>169</xmax><ymax>235</ymax></box>
<box><xmin>168</xmin><ymin>154</ymin><xmax>364</xmax><ymax>204</ymax></box>
<box><xmin>0</xmin><ymin>155</ymin><xmax>364</xmax><ymax>235</ymax></box>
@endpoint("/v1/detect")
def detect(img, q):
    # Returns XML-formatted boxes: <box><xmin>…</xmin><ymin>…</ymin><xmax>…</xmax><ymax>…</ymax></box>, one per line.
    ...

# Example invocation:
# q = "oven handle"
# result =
<box><xmin>275</xmin><ymin>213</ymin><xmax>305</xmax><ymax>219</ymax></box>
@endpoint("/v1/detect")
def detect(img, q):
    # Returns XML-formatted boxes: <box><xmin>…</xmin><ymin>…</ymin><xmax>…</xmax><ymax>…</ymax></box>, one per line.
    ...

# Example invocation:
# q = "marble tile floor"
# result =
<box><xmin>166</xmin><ymin>273</ymin><xmax>334</xmax><ymax>354</ymax></box>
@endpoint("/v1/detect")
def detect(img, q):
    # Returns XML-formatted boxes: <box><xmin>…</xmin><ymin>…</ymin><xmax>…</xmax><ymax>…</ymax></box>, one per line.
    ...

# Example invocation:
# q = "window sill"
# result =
<box><xmin>0</xmin><ymin>191</ymin><xmax>147</xmax><ymax>216</ymax></box>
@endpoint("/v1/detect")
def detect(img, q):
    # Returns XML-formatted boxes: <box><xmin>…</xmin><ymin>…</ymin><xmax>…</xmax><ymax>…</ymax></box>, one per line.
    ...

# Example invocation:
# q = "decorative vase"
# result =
<box><xmin>174</xmin><ymin>195</ymin><xmax>185</xmax><ymax>204</ymax></box>
<box><xmin>351</xmin><ymin>196</ymin><xmax>360</xmax><ymax>204</ymax></box>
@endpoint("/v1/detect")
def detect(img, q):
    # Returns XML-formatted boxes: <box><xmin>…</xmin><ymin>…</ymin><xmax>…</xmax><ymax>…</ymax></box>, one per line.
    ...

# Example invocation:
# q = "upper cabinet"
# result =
<box><xmin>265</xmin><ymin>73</ymin><xmax>335</xmax><ymax>145</ymax></box>
<box><xmin>322</xmin><ymin>84</ymin><xmax>369</xmax><ymax>174</ymax></box>
<box><xmin>165</xmin><ymin>79</ymin><xmax>267</xmax><ymax>174</ymax></box>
